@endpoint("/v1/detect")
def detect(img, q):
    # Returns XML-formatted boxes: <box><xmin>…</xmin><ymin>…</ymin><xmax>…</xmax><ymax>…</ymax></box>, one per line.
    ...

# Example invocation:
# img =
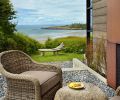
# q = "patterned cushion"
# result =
<box><xmin>21</xmin><ymin>71</ymin><xmax>60</xmax><ymax>95</ymax></box>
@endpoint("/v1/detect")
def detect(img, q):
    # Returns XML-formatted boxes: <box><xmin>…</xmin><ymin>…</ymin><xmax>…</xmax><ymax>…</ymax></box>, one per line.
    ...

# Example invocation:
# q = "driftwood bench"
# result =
<box><xmin>38</xmin><ymin>42</ymin><xmax>64</xmax><ymax>56</ymax></box>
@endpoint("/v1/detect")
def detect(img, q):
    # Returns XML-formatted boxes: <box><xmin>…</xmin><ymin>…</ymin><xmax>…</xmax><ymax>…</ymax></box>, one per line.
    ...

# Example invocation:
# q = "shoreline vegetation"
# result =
<box><xmin>41</xmin><ymin>23</ymin><xmax>86</xmax><ymax>30</ymax></box>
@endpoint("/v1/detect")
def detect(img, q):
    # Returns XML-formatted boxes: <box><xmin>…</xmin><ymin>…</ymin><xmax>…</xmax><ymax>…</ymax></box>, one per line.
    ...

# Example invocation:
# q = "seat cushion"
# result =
<box><xmin>110</xmin><ymin>96</ymin><xmax>120</xmax><ymax>100</ymax></box>
<box><xmin>21</xmin><ymin>71</ymin><xmax>60</xmax><ymax>95</ymax></box>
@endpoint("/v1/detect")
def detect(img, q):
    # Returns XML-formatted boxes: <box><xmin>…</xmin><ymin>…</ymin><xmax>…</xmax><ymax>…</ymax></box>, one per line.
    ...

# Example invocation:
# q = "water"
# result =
<box><xmin>16</xmin><ymin>25</ymin><xmax>86</xmax><ymax>42</ymax></box>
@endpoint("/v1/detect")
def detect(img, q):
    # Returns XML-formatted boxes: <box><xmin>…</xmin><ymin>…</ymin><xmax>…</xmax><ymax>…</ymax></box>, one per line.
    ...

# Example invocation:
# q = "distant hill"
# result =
<box><xmin>41</xmin><ymin>23</ymin><xmax>86</xmax><ymax>30</ymax></box>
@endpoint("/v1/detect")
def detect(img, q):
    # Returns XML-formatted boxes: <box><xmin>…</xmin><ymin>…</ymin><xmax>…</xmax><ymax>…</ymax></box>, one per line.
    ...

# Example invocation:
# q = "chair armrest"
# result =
<box><xmin>1</xmin><ymin>70</ymin><xmax>41</xmax><ymax>100</ymax></box>
<box><xmin>116</xmin><ymin>86</ymin><xmax>120</xmax><ymax>96</ymax></box>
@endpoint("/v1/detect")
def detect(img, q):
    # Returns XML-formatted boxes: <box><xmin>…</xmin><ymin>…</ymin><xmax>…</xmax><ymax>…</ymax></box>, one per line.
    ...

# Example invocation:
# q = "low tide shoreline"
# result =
<box><xmin>17</xmin><ymin>25</ymin><xmax>86</xmax><ymax>43</ymax></box>
<box><xmin>41</xmin><ymin>23</ymin><xmax>86</xmax><ymax>30</ymax></box>
<box><xmin>41</xmin><ymin>27</ymin><xmax>82</xmax><ymax>30</ymax></box>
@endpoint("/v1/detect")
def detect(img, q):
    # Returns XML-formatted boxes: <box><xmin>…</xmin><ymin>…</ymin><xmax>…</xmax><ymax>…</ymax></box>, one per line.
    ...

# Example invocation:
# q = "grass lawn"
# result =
<box><xmin>31</xmin><ymin>52</ymin><xmax>84</xmax><ymax>62</ymax></box>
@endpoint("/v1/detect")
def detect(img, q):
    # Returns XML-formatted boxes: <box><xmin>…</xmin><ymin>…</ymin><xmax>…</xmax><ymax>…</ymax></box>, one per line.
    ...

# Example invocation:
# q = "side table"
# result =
<box><xmin>54</xmin><ymin>83</ymin><xmax>108</xmax><ymax>100</ymax></box>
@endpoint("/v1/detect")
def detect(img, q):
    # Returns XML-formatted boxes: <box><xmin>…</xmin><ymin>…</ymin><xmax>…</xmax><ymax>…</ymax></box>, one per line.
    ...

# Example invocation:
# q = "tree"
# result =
<box><xmin>0</xmin><ymin>0</ymin><xmax>16</xmax><ymax>35</ymax></box>
<box><xmin>0</xmin><ymin>0</ymin><xmax>41</xmax><ymax>54</ymax></box>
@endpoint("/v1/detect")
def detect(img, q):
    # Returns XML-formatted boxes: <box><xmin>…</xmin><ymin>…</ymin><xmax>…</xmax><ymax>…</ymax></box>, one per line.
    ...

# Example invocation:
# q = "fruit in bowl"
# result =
<box><xmin>68</xmin><ymin>82</ymin><xmax>84</xmax><ymax>89</ymax></box>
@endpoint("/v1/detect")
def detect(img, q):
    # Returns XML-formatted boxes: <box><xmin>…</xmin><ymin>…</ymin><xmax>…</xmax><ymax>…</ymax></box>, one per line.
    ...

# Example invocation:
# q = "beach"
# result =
<box><xmin>16</xmin><ymin>25</ymin><xmax>86</xmax><ymax>42</ymax></box>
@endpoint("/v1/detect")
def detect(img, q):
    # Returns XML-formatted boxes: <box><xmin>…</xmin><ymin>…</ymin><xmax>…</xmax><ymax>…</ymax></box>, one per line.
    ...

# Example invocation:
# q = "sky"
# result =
<box><xmin>10</xmin><ymin>0</ymin><xmax>86</xmax><ymax>25</ymax></box>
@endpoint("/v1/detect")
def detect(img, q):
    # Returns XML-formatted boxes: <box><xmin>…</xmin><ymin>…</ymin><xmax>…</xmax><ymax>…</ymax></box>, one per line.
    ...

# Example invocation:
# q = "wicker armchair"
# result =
<box><xmin>0</xmin><ymin>50</ymin><xmax>62</xmax><ymax>100</ymax></box>
<box><xmin>110</xmin><ymin>86</ymin><xmax>120</xmax><ymax>100</ymax></box>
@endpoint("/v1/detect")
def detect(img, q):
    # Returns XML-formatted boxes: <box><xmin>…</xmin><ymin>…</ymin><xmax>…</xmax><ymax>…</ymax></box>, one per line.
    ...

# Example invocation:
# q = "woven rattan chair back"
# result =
<box><xmin>0</xmin><ymin>50</ymin><xmax>32</xmax><ymax>74</ymax></box>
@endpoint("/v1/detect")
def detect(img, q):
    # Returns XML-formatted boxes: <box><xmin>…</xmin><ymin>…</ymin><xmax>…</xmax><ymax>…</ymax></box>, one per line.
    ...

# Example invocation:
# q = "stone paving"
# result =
<box><xmin>42</xmin><ymin>61</ymin><xmax>73</xmax><ymax>68</ymax></box>
<box><xmin>0</xmin><ymin>76</ymin><xmax>6</xmax><ymax>98</ymax></box>
<box><xmin>0</xmin><ymin>61</ymin><xmax>115</xmax><ymax>99</ymax></box>
<box><xmin>63</xmin><ymin>70</ymin><xmax>115</xmax><ymax>98</ymax></box>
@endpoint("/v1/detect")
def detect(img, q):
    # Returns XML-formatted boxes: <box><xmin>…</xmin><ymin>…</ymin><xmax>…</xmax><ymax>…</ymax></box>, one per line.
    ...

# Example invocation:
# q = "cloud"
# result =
<box><xmin>10</xmin><ymin>0</ymin><xmax>86</xmax><ymax>25</ymax></box>
<box><xmin>11</xmin><ymin>0</ymin><xmax>36</xmax><ymax>9</ymax></box>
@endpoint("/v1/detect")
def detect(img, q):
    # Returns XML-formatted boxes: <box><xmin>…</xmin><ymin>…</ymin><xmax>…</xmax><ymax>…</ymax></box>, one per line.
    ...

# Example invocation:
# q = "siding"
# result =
<box><xmin>93</xmin><ymin>0</ymin><xmax>107</xmax><ymax>38</ymax></box>
<box><xmin>92</xmin><ymin>0</ymin><xmax>107</xmax><ymax>74</ymax></box>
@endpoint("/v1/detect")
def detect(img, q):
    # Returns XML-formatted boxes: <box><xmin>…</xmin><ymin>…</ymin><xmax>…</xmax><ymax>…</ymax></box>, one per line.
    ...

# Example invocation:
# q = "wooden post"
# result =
<box><xmin>86</xmin><ymin>0</ymin><xmax>93</xmax><ymax>67</ymax></box>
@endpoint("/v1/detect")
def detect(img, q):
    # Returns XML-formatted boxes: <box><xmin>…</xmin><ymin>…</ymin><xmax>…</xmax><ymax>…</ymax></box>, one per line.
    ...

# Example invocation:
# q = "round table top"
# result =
<box><xmin>54</xmin><ymin>82</ymin><xmax>108</xmax><ymax>100</ymax></box>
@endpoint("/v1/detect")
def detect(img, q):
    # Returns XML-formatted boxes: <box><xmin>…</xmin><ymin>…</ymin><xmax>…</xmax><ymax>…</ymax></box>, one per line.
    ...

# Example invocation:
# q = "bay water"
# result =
<box><xmin>16</xmin><ymin>25</ymin><xmax>86</xmax><ymax>42</ymax></box>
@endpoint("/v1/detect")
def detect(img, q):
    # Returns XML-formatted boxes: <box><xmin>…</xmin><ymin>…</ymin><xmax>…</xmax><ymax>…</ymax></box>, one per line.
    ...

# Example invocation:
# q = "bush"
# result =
<box><xmin>0</xmin><ymin>32</ymin><xmax>43</xmax><ymax>54</ymax></box>
<box><xmin>45</xmin><ymin>38</ymin><xmax>60</xmax><ymax>48</ymax></box>
<box><xmin>13</xmin><ymin>33</ymin><xmax>43</xmax><ymax>54</ymax></box>
<box><xmin>45</xmin><ymin>36</ymin><xmax>86</xmax><ymax>54</ymax></box>
<box><xmin>0</xmin><ymin>31</ymin><xmax>5</xmax><ymax>51</ymax></box>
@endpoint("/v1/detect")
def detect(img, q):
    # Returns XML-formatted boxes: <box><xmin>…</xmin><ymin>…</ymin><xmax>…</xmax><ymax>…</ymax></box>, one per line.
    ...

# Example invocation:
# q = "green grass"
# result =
<box><xmin>56</xmin><ymin>36</ymin><xmax>86</xmax><ymax>41</ymax></box>
<box><xmin>45</xmin><ymin>36</ymin><xmax>86</xmax><ymax>54</ymax></box>
<box><xmin>31</xmin><ymin>36</ymin><xmax>85</xmax><ymax>62</ymax></box>
<box><xmin>31</xmin><ymin>52</ymin><xmax>84</xmax><ymax>62</ymax></box>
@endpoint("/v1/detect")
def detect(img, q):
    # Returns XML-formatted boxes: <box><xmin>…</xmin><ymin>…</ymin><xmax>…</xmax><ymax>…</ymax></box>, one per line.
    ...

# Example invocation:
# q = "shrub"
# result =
<box><xmin>13</xmin><ymin>33</ymin><xmax>43</xmax><ymax>54</ymax></box>
<box><xmin>45</xmin><ymin>38</ymin><xmax>60</xmax><ymax>48</ymax></box>
<box><xmin>0</xmin><ymin>32</ymin><xmax>43</xmax><ymax>54</ymax></box>
<box><xmin>5</xmin><ymin>37</ymin><xmax>17</xmax><ymax>50</ymax></box>
<box><xmin>0</xmin><ymin>32</ymin><xmax>17</xmax><ymax>51</ymax></box>
<box><xmin>0</xmin><ymin>31</ymin><xmax>5</xmax><ymax>51</ymax></box>
<box><xmin>45</xmin><ymin>36</ymin><xmax>86</xmax><ymax>54</ymax></box>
